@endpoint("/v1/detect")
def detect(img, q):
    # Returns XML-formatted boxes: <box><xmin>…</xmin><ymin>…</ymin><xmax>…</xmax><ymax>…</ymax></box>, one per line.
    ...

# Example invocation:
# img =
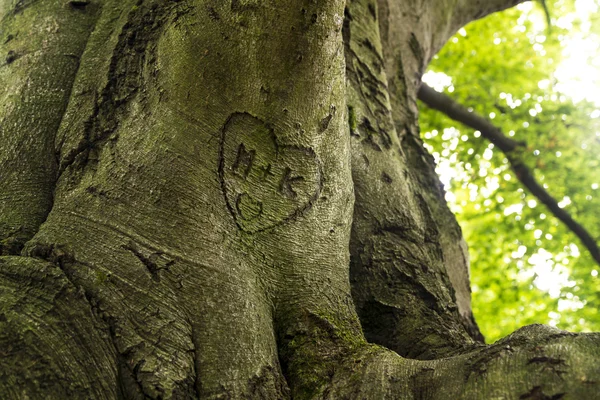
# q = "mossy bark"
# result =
<box><xmin>0</xmin><ymin>0</ymin><xmax>598</xmax><ymax>399</ymax></box>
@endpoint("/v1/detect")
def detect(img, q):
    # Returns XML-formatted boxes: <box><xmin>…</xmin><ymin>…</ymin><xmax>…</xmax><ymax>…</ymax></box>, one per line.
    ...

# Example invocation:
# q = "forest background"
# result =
<box><xmin>421</xmin><ymin>0</ymin><xmax>600</xmax><ymax>342</ymax></box>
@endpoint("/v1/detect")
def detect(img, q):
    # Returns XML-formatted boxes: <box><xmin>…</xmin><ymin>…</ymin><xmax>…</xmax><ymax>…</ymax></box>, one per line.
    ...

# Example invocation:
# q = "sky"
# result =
<box><xmin>421</xmin><ymin>0</ymin><xmax>600</xmax><ymax>327</ymax></box>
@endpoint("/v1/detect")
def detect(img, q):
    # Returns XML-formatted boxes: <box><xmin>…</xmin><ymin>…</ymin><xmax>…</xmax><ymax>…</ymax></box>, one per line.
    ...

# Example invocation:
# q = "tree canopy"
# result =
<box><xmin>420</xmin><ymin>0</ymin><xmax>600</xmax><ymax>342</ymax></box>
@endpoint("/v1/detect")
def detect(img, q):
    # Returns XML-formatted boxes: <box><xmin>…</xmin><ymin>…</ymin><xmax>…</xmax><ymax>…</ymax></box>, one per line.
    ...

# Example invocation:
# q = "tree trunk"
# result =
<box><xmin>0</xmin><ymin>0</ymin><xmax>598</xmax><ymax>398</ymax></box>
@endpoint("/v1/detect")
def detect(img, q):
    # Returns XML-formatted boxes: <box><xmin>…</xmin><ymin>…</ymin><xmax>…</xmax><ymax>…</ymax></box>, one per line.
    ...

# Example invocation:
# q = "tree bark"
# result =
<box><xmin>0</xmin><ymin>0</ymin><xmax>598</xmax><ymax>399</ymax></box>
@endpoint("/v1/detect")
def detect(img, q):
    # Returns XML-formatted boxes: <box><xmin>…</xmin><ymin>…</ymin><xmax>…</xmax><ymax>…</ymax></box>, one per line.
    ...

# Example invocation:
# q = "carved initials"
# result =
<box><xmin>232</xmin><ymin>143</ymin><xmax>255</xmax><ymax>178</ymax></box>
<box><xmin>258</xmin><ymin>164</ymin><xmax>275</xmax><ymax>181</ymax></box>
<box><xmin>220</xmin><ymin>112</ymin><xmax>322</xmax><ymax>232</ymax></box>
<box><xmin>279</xmin><ymin>167</ymin><xmax>305</xmax><ymax>199</ymax></box>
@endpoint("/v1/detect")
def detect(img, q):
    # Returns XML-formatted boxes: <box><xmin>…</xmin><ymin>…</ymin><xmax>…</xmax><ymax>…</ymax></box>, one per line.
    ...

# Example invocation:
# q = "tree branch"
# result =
<box><xmin>413</xmin><ymin>0</ymin><xmax>533</xmax><ymax>69</ymax></box>
<box><xmin>418</xmin><ymin>82</ymin><xmax>600</xmax><ymax>267</ymax></box>
<box><xmin>453</xmin><ymin>0</ymin><xmax>531</xmax><ymax>27</ymax></box>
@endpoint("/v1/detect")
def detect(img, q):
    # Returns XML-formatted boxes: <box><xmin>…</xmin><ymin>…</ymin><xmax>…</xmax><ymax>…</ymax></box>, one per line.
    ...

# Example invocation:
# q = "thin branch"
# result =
<box><xmin>418</xmin><ymin>82</ymin><xmax>600</xmax><ymax>267</ymax></box>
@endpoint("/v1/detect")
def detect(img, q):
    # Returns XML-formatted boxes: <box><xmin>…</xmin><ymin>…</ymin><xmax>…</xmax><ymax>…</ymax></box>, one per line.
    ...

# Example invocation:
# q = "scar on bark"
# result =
<box><xmin>319</xmin><ymin>105</ymin><xmax>337</xmax><ymax>132</ymax></box>
<box><xmin>68</xmin><ymin>0</ymin><xmax>90</xmax><ymax>10</ymax></box>
<box><xmin>519</xmin><ymin>386</ymin><xmax>565</xmax><ymax>399</ymax></box>
<box><xmin>122</xmin><ymin>241</ymin><xmax>175</xmax><ymax>282</ymax></box>
<box><xmin>381</xmin><ymin>171</ymin><xmax>393</xmax><ymax>184</ymax></box>
<box><xmin>219</xmin><ymin>112</ymin><xmax>324</xmax><ymax>233</ymax></box>
<box><xmin>5</xmin><ymin>50</ymin><xmax>18</xmax><ymax>64</ymax></box>
<box><xmin>528</xmin><ymin>356</ymin><xmax>566</xmax><ymax>366</ymax></box>
<box><xmin>6</xmin><ymin>0</ymin><xmax>42</xmax><ymax>17</ymax></box>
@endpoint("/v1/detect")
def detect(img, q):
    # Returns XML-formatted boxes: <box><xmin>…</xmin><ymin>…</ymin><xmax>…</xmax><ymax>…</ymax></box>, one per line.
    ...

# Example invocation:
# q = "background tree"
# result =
<box><xmin>419</xmin><ymin>0</ymin><xmax>600</xmax><ymax>342</ymax></box>
<box><xmin>0</xmin><ymin>0</ymin><xmax>599</xmax><ymax>399</ymax></box>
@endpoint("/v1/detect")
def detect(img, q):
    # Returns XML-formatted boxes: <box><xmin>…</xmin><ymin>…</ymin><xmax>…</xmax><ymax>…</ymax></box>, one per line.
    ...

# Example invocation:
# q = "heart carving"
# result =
<box><xmin>219</xmin><ymin>113</ymin><xmax>322</xmax><ymax>233</ymax></box>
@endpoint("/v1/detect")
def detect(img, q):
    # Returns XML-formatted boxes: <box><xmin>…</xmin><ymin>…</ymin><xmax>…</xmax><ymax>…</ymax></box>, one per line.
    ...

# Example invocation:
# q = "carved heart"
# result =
<box><xmin>219</xmin><ymin>113</ymin><xmax>322</xmax><ymax>233</ymax></box>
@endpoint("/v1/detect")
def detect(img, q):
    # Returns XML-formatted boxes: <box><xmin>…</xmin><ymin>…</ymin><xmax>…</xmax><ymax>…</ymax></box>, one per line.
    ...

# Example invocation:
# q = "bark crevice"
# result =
<box><xmin>58</xmin><ymin>1</ymin><xmax>186</xmax><ymax>180</ymax></box>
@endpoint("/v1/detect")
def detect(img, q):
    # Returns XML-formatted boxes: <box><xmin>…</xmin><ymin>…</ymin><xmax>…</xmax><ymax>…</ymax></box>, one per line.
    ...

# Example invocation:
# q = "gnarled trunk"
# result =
<box><xmin>0</xmin><ymin>0</ymin><xmax>598</xmax><ymax>398</ymax></box>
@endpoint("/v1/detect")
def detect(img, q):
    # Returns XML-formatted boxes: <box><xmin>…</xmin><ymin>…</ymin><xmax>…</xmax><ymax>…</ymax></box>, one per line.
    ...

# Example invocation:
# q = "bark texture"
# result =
<box><xmin>0</xmin><ymin>0</ymin><xmax>599</xmax><ymax>399</ymax></box>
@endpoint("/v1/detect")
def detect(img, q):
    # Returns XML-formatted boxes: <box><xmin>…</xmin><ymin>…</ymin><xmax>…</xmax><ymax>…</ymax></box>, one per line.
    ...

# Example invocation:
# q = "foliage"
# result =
<box><xmin>420</xmin><ymin>0</ymin><xmax>600</xmax><ymax>342</ymax></box>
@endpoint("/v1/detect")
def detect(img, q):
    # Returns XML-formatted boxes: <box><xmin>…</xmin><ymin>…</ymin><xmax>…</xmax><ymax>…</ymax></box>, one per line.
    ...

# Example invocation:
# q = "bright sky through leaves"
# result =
<box><xmin>420</xmin><ymin>0</ymin><xmax>600</xmax><ymax>342</ymax></box>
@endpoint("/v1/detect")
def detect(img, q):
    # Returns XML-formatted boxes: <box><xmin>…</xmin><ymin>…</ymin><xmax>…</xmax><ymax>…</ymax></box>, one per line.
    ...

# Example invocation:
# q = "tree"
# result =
<box><xmin>418</xmin><ymin>1</ymin><xmax>600</xmax><ymax>342</ymax></box>
<box><xmin>0</xmin><ymin>0</ymin><xmax>598</xmax><ymax>398</ymax></box>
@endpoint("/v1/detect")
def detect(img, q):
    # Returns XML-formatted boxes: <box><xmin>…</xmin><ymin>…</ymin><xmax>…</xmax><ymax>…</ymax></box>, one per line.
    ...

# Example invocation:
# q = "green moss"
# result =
<box><xmin>94</xmin><ymin>270</ymin><xmax>108</xmax><ymax>285</ymax></box>
<box><xmin>348</xmin><ymin>105</ymin><xmax>357</xmax><ymax>133</ymax></box>
<box><xmin>279</xmin><ymin>308</ymin><xmax>367</xmax><ymax>399</ymax></box>
<box><xmin>311</xmin><ymin>308</ymin><xmax>365</xmax><ymax>350</ymax></box>
<box><xmin>283</xmin><ymin>332</ymin><xmax>331</xmax><ymax>399</ymax></box>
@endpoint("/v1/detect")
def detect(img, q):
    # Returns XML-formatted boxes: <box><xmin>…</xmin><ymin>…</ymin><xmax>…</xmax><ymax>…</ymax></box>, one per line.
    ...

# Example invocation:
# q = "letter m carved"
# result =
<box><xmin>232</xmin><ymin>143</ymin><xmax>255</xmax><ymax>179</ymax></box>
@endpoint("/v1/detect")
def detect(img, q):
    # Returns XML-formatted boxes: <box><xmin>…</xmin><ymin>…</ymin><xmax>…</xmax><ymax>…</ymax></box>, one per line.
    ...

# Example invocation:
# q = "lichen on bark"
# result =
<box><xmin>0</xmin><ymin>0</ymin><xmax>599</xmax><ymax>398</ymax></box>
